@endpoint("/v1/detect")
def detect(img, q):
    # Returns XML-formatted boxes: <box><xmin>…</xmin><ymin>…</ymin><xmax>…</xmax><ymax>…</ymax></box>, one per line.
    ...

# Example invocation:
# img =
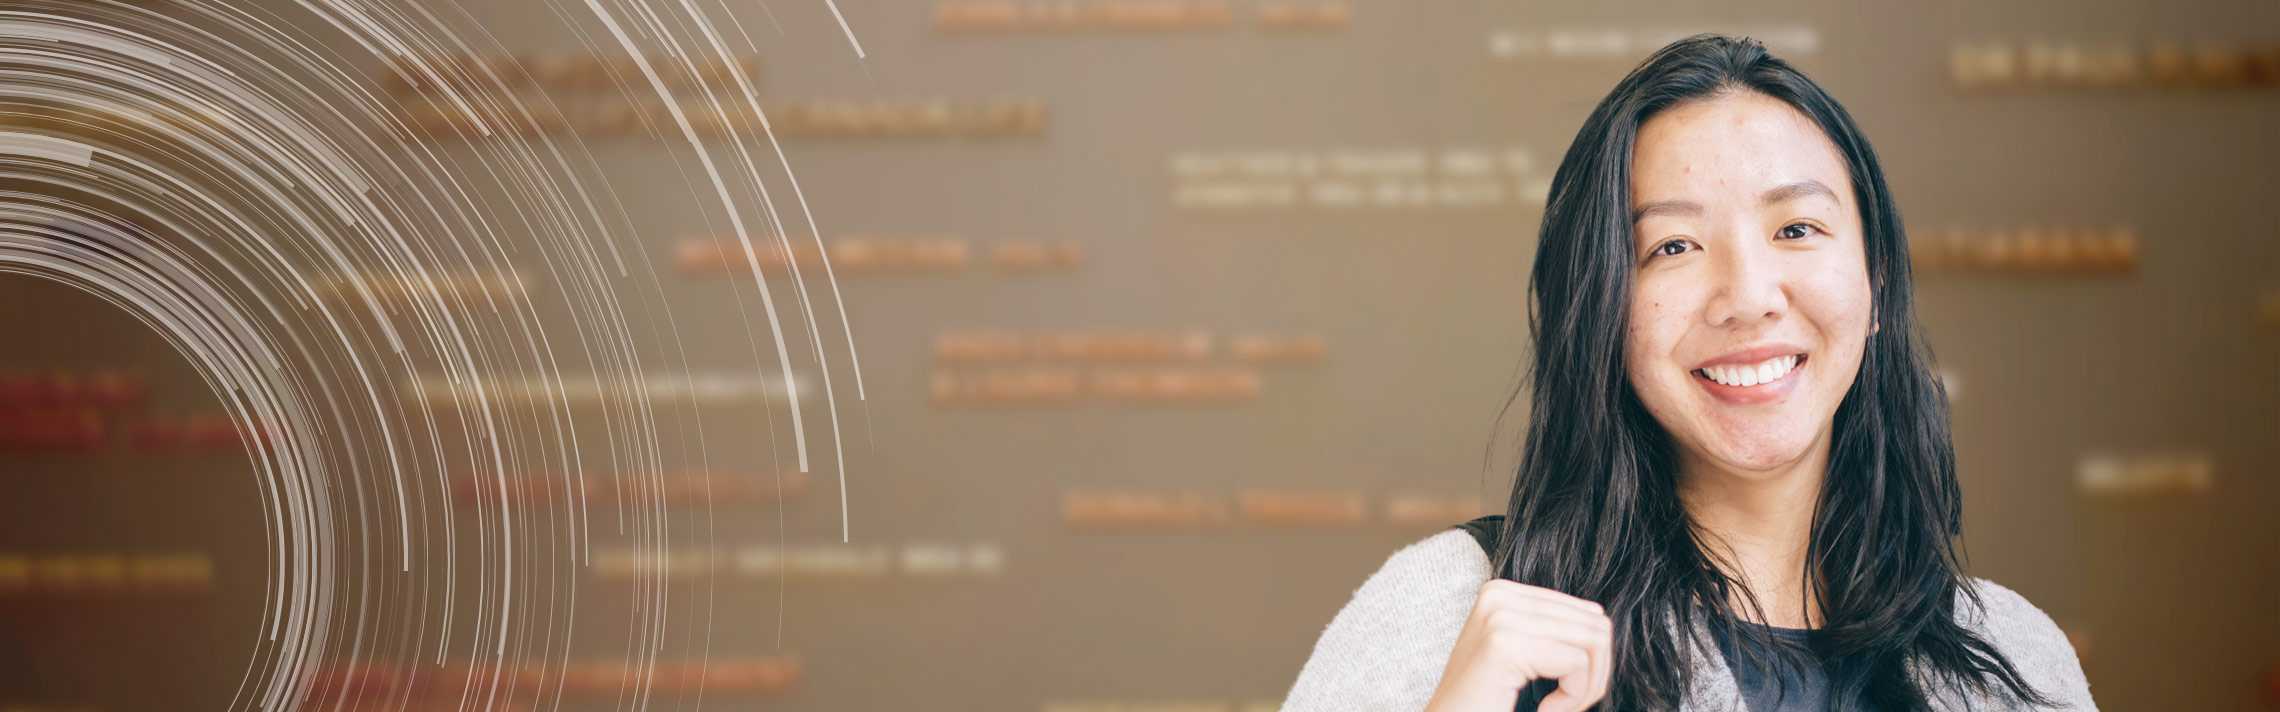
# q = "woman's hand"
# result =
<box><xmin>1422</xmin><ymin>579</ymin><xmax>1613</xmax><ymax>712</ymax></box>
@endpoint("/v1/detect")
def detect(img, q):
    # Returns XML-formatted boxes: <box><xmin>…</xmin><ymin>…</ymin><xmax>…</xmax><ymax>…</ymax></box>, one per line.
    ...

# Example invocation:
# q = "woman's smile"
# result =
<box><xmin>1690</xmin><ymin>350</ymin><xmax>1809</xmax><ymax>405</ymax></box>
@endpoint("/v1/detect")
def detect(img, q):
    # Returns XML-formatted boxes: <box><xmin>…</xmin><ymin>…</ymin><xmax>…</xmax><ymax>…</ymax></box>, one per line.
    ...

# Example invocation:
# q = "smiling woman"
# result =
<box><xmin>1281</xmin><ymin>34</ymin><xmax>2096</xmax><ymax>712</ymax></box>
<box><xmin>1626</xmin><ymin>90</ymin><xmax>1875</xmax><ymax>480</ymax></box>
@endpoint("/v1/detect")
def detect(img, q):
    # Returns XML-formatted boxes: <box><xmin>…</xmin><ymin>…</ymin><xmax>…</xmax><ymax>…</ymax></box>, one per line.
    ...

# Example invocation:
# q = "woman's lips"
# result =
<box><xmin>1692</xmin><ymin>354</ymin><xmax>1807</xmax><ymax>405</ymax></box>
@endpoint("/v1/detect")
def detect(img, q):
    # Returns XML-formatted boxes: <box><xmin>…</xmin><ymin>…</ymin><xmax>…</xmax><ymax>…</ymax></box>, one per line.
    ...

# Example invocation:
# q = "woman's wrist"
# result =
<box><xmin>1424</xmin><ymin>671</ymin><xmax>1514</xmax><ymax>712</ymax></box>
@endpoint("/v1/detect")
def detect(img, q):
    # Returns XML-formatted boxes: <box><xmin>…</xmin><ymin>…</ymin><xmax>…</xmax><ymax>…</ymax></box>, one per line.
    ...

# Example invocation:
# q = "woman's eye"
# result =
<box><xmin>1650</xmin><ymin>240</ymin><xmax>1690</xmax><ymax>258</ymax></box>
<box><xmin>1778</xmin><ymin>223</ymin><xmax>1820</xmax><ymax>240</ymax></box>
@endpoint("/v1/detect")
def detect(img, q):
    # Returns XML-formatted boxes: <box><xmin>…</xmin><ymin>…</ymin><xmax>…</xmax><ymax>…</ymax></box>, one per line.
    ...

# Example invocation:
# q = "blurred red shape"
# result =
<box><xmin>0</xmin><ymin>407</ymin><xmax>105</xmax><ymax>453</ymax></box>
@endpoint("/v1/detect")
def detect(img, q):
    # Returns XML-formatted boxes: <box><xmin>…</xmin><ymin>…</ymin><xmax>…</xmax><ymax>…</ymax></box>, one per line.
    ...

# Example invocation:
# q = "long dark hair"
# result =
<box><xmin>1493</xmin><ymin>34</ymin><xmax>2050</xmax><ymax>710</ymax></box>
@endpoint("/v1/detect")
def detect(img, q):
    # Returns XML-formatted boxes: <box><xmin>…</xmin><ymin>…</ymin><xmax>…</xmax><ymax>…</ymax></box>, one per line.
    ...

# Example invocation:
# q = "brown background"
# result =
<box><xmin>1</xmin><ymin>0</ymin><xmax>2275</xmax><ymax>710</ymax></box>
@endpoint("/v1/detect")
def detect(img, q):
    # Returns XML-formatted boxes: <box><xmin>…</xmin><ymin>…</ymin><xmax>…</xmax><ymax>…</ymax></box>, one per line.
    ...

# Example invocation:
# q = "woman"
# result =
<box><xmin>1281</xmin><ymin>35</ymin><xmax>2095</xmax><ymax>711</ymax></box>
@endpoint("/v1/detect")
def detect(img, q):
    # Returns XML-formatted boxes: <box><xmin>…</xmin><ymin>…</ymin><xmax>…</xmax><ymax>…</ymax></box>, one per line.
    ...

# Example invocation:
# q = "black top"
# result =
<box><xmin>1709</xmin><ymin>617</ymin><xmax>1832</xmax><ymax>711</ymax></box>
<box><xmin>1452</xmin><ymin>515</ymin><xmax>1833</xmax><ymax>711</ymax></box>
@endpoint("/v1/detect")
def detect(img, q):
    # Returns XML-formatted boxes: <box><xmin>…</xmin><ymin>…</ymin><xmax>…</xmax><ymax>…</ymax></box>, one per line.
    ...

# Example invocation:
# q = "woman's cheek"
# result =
<box><xmin>1623</xmin><ymin>301</ymin><xmax>1650</xmax><ymax>373</ymax></box>
<box><xmin>1797</xmin><ymin>259</ymin><xmax>1875</xmax><ymax>338</ymax></box>
<box><xmin>1625</xmin><ymin>295</ymin><xmax>1680</xmax><ymax>384</ymax></box>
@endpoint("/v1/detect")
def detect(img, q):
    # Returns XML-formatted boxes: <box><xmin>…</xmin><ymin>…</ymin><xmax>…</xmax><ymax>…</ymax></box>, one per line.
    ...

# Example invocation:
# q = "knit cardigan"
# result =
<box><xmin>1281</xmin><ymin>528</ymin><xmax>2097</xmax><ymax>711</ymax></box>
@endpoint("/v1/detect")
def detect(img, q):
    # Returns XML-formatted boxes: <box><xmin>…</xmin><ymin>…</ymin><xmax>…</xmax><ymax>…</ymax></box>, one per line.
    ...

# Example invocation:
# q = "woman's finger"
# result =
<box><xmin>1492</xmin><ymin>614</ymin><xmax>1608</xmax><ymax>654</ymax></box>
<box><xmin>1585</xmin><ymin>619</ymin><xmax>1613</xmax><ymax>706</ymax></box>
<box><xmin>1485</xmin><ymin>581</ymin><xmax>1608</xmax><ymax>620</ymax></box>
<box><xmin>1494</xmin><ymin>610</ymin><xmax>1610</xmax><ymax>712</ymax></box>
<box><xmin>1494</xmin><ymin>632</ymin><xmax>1590</xmax><ymax>682</ymax></box>
<box><xmin>1537</xmin><ymin>631</ymin><xmax>1611</xmax><ymax>712</ymax></box>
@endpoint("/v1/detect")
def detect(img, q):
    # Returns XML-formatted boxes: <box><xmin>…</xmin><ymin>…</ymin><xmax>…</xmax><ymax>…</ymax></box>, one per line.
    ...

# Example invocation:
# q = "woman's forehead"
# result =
<box><xmin>1630</xmin><ymin>92</ymin><xmax>1852</xmax><ymax>210</ymax></box>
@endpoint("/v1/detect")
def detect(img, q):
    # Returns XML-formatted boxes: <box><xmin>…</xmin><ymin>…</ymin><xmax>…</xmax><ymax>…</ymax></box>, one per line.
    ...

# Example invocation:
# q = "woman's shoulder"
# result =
<box><xmin>1955</xmin><ymin>577</ymin><xmax>2072</xmax><ymax>651</ymax></box>
<box><xmin>1951</xmin><ymin>577</ymin><xmax>2098</xmax><ymax>709</ymax></box>
<box><xmin>1389</xmin><ymin>525</ymin><xmax>1497</xmax><ymax>586</ymax></box>
<box><xmin>1279</xmin><ymin>527</ymin><xmax>1495</xmax><ymax>710</ymax></box>
<box><xmin>1338</xmin><ymin>526</ymin><xmax>1496</xmax><ymax>615</ymax></box>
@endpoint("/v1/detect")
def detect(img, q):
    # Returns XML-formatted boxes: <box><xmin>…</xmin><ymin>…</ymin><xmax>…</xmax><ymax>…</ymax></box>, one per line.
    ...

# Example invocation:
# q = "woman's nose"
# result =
<box><xmin>1704</xmin><ymin>240</ymin><xmax>1787</xmax><ymax>328</ymax></box>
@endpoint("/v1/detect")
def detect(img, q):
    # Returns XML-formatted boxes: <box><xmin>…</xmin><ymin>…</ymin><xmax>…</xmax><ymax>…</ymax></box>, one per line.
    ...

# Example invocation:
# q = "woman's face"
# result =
<box><xmin>1623</xmin><ymin>90</ymin><xmax>1874</xmax><ymax>478</ymax></box>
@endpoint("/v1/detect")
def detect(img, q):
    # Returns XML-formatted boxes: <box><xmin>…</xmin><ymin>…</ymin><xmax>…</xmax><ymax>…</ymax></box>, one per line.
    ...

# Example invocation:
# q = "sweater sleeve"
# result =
<box><xmin>1280</xmin><ymin>529</ymin><xmax>1493</xmax><ymax>712</ymax></box>
<box><xmin>1963</xmin><ymin>577</ymin><xmax>2098</xmax><ymax>711</ymax></box>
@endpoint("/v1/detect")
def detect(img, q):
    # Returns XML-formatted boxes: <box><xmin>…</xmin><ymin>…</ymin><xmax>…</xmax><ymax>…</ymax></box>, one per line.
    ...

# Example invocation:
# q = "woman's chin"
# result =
<box><xmin>1696</xmin><ymin>434</ymin><xmax>1820</xmax><ymax>477</ymax></box>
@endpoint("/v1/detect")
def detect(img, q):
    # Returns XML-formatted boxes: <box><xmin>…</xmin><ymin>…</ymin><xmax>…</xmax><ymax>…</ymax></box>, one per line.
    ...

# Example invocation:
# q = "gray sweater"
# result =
<box><xmin>1282</xmin><ymin>528</ymin><xmax>2097</xmax><ymax>711</ymax></box>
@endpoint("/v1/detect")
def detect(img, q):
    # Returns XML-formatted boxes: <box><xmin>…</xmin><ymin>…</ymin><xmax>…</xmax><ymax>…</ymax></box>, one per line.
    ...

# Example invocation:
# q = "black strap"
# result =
<box><xmin>1455</xmin><ymin>514</ymin><xmax>1503</xmax><ymax>556</ymax></box>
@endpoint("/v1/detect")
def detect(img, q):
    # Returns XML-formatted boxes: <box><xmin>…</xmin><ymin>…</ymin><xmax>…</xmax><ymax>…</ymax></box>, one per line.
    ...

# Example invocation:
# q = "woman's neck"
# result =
<box><xmin>1677</xmin><ymin>431</ymin><xmax>1832</xmax><ymax>629</ymax></box>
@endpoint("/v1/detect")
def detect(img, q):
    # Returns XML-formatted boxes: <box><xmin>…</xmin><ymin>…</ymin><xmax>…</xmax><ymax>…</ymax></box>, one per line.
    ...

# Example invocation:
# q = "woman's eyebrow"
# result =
<box><xmin>1761</xmin><ymin>179</ymin><xmax>1837</xmax><ymax>207</ymax></box>
<box><xmin>1631</xmin><ymin>199</ymin><xmax>1701</xmax><ymax>223</ymax></box>
<box><xmin>1629</xmin><ymin>179</ymin><xmax>1837</xmax><ymax>223</ymax></box>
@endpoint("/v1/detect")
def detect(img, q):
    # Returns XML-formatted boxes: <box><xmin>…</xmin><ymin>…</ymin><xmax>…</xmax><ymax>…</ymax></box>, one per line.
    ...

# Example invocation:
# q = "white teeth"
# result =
<box><xmin>1696</xmin><ymin>354</ymin><xmax>1801</xmax><ymax>388</ymax></box>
